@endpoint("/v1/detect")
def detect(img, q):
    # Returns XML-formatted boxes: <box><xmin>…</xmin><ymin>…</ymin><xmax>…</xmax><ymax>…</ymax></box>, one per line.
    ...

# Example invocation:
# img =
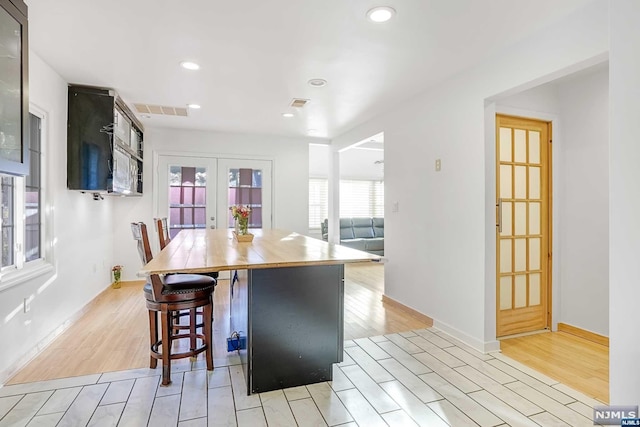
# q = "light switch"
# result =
<box><xmin>435</xmin><ymin>159</ymin><xmax>442</xmax><ymax>172</ymax></box>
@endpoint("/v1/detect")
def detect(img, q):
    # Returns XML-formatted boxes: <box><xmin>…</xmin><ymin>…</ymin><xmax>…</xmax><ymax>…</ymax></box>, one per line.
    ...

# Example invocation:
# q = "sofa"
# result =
<box><xmin>321</xmin><ymin>218</ymin><xmax>384</xmax><ymax>255</ymax></box>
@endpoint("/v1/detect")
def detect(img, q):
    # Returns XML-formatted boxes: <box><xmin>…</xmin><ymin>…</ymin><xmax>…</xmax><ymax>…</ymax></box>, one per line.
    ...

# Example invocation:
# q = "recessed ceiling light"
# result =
<box><xmin>282</xmin><ymin>112</ymin><xmax>294</xmax><ymax>118</ymax></box>
<box><xmin>188</xmin><ymin>104</ymin><xmax>201</xmax><ymax>109</ymax></box>
<box><xmin>307</xmin><ymin>129</ymin><xmax>317</xmax><ymax>134</ymax></box>
<box><xmin>308</xmin><ymin>79</ymin><xmax>327</xmax><ymax>88</ymax></box>
<box><xmin>180</xmin><ymin>61</ymin><xmax>200</xmax><ymax>70</ymax></box>
<box><xmin>367</xmin><ymin>6</ymin><xmax>396</xmax><ymax>23</ymax></box>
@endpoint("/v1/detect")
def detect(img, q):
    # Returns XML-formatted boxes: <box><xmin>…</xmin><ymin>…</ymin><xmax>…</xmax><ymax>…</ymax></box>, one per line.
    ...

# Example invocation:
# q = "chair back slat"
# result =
<box><xmin>131</xmin><ymin>222</ymin><xmax>153</xmax><ymax>265</ymax></box>
<box><xmin>154</xmin><ymin>217</ymin><xmax>171</xmax><ymax>250</ymax></box>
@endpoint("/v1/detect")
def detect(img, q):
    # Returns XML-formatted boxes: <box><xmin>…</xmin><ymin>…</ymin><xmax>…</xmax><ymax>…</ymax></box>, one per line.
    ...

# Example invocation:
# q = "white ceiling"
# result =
<box><xmin>26</xmin><ymin>0</ymin><xmax>591</xmax><ymax>139</ymax></box>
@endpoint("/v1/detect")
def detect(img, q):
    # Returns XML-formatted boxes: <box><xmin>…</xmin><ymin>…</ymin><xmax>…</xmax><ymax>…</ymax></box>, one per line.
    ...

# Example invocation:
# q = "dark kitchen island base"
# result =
<box><xmin>230</xmin><ymin>264</ymin><xmax>345</xmax><ymax>394</ymax></box>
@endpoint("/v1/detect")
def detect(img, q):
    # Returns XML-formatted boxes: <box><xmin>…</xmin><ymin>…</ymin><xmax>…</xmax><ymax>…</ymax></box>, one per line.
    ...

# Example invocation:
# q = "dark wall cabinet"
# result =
<box><xmin>67</xmin><ymin>85</ymin><xmax>144</xmax><ymax>196</ymax></box>
<box><xmin>0</xmin><ymin>0</ymin><xmax>29</xmax><ymax>176</ymax></box>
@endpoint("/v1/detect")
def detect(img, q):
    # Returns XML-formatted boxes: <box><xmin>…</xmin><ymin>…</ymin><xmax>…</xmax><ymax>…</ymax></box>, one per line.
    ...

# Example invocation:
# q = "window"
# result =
<box><xmin>309</xmin><ymin>178</ymin><xmax>328</xmax><ymax>229</ymax></box>
<box><xmin>339</xmin><ymin>179</ymin><xmax>384</xmax><ymax>218</ymax></box>
<box><xmin>308</xmin><ymin>178</ymin><xmax>384</xmax><ymax>229</ymax></box>
<box><xmin>1</xmin><ymin>177</ymin><xmax>15</xmax><ymax>268</ymax></box>
<box><xmin>26</xmin><ymin>114</ymin><xmax>42</xmax><ymax>261</ymax></box>
<box><xmin>0</xmin><ymin>113</ymin><xmax>45</xmax><ymax>278</ymax></box>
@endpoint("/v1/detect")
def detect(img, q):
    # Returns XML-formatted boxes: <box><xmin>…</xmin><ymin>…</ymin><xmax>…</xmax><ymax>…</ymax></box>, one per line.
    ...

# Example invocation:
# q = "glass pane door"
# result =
<box><xmin>218</xmin><ymin>159</ymin><xmax>272</xmax><ymax>231</ymax></box>
<box><xmin>496</xmin><ymin>115</ymin><xmax>550</xmax><ymax>337</ymax></box>
<box><xmin>156</xmin><ymin>155</ymin><xmax>217</xmax><ymax>239</ymax></box>
<box><xmin>168</xmin><ymin>165</ymin><xmax>208</xmax><ymax>238</ymax></box>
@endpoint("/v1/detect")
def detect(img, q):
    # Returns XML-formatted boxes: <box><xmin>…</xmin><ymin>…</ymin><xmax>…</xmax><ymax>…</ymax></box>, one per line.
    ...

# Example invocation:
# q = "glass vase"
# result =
<box><xmin>238</xmin><ymin>217</ymin><xmax>249</xmax><ymax>235</ymax></box>
<box><xmin>112</xmin><ymin>270</ymin><xmax>121</xmax><ymax>289</ymax></box>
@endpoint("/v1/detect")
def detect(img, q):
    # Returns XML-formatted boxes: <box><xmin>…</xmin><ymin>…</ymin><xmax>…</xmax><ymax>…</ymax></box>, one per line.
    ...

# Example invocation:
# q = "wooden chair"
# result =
<box><xmin>131</xmin><ymin>222</ymin><xmax>215</xmax><ymax>386</ymax></box>
<box><xmin>155</xmin><ymin>217</ymin><xmax>172</xmax><ymax>250</ymax></box>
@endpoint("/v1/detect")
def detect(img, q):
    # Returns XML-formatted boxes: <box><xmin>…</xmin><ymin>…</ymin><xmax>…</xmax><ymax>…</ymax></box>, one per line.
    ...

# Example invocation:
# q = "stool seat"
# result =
<box><xmin>164</xmin><ymin>273</ymin><xmax>215</xmax><ymax>289</ymax></box>
<box><xmin>143</xmin><ymin>280</ymin><xmax>215</xmax><ymax>299</ymax></box>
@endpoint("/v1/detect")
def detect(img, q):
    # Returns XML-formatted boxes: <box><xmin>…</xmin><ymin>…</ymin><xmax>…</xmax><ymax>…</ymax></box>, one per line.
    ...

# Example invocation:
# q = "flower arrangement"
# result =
<box><xmin>112</xmin><ymin>265</ymin><xmax>122</xmax><ymax>289</ymax></box>
<box><xmin>230</xmin><ymin>205</ymin><xmax>251</xmax><ymax>235</ymax></box>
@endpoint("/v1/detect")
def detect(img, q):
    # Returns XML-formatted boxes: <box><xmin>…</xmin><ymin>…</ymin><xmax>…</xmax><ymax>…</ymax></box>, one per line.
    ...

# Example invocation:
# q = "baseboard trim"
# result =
<box><xmin>0</xmin><ymin>280</ymin><xmax>145</xmax><ymax>386</ymax></box>
<box><xmin>433</xmin><ymin>319</ymin><xmax>501</xmax><ymax>354</ymax></box>
<box><xmin>557</xmin><ymin>322</ymin><xmax>609</xmax><ymax>347</ymax></box>
<box><xmin>381</xmin><ymin>294</ymin><xmax>433</xmax><ymax>326</ymax></box>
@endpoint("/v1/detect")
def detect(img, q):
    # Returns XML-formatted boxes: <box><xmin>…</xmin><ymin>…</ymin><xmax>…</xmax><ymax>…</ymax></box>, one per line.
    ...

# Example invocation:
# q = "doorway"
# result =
<box><xmin>155</xmin><ymin>155</ymin><xmax>272</xmax><ymax>236</ymax></box>
<box><xmin>496</xmin><ymin>115</ymin><xmax>552</xmax><ymax>337</ymax></box>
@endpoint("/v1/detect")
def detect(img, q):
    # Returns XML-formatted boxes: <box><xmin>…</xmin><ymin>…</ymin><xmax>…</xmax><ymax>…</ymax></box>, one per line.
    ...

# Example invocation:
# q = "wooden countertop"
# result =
<box><xmin>140</xmin><ymin>228</ymin><xmax>381</xmax><ymax>275</ymax></box>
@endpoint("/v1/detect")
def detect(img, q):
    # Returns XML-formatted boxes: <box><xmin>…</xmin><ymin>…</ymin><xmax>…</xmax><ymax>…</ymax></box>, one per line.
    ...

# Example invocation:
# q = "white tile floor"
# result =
<box><xmin>0</xmin><ymin>328</ymin><xmax>604</xmax><ymax>427</ymax></box>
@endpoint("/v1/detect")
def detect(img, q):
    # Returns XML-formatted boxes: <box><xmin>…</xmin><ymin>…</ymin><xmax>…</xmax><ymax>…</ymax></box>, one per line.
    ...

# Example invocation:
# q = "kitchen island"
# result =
<box><xmin>140</xmin><ymin>228</ymin><xmax>380</xmax><ymax>394</ymax></box>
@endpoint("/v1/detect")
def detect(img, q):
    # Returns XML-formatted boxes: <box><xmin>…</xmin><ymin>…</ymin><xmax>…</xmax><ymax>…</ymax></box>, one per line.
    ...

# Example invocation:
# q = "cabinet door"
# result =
<box><xmin>0</xmin><ymin>0</ymin><xmax>29</xmax><ymax>176</ymax></box>
<box><xmin>114</xmin><ymin>108</ymin><xmax>131</xmax><ymax>148</ymax></box>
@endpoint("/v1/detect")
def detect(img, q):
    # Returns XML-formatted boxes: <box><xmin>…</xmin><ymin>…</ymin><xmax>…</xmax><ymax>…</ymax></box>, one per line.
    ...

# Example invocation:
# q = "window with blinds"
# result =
<box><xmin>309</xmin><ymin>178</ymin><xmax>328</xmax><ymax>229</ymax></box>
<box><xmin>340</xmin><ymin>180</ymin><xmax>384</xmax><ymax>218</ymax></box>
<box><xmin>308</xmin><ymin>178</ymin><xmax>384</xmax><ymax>229</ymax></box>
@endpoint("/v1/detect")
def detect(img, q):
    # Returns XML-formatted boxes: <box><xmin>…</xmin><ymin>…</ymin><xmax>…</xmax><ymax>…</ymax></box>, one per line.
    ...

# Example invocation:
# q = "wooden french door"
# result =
<box><xmin>496</xmin><ymin>115</ymin><xmax>552</xmax><ymax>337</ymax></box>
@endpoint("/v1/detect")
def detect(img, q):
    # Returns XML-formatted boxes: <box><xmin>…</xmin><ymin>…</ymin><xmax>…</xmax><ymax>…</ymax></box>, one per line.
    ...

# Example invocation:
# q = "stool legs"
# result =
<box><xmin>148</xmin><ymin>310</ymin><xmax>158</xmax><ymax>369</ymax></box>
<box><xmin>203</xmin><ymin>299</ymin><xmax>214</xmax><ymax>371</ymax></box>
<box><xmin>190</xmin><ymin>309</ymin><xmax>197</xmax><ymax>352</ymax></box>
<box><xmin>146</xmin><ymin>296</ymin><xmax>214</xmax><ymax>387</ymax></box>
<box><xmin>160</xmin><ymin>307</ymin><xmax>172</xmax><ymax>386</ymax></box>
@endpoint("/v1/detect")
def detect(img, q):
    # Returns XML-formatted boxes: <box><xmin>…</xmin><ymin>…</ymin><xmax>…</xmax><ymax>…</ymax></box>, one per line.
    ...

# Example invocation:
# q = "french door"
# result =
<box><xmin>156</xmin><ymin>155</ymin><xmax>273</xmax><ymax>238</ymax></box>
<box><xmin>217</xmin><ymin>158</ymin><xmax>272</xmax><ymax>231</ymax></box>
<box><xmin>156</xmin><ymin>155</ymin><xmax>217</xmax><ymax>237</ymax></box>
<box><xmin>496</xmin><ymin>115</ymin><xmax>552</xmax><ymax>337</ymax></box>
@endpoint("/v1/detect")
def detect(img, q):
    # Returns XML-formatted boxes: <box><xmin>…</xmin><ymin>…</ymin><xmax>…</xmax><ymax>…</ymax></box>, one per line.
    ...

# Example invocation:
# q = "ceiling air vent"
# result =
<box><xmin>290</xmin><ymin>98</ymin><xmax>309</xmax><ymax>108</ymax></box>
<box><xmin>134</xmin><ymin>103</ymin><xmax>189</xmax><ymax>117</ymax></box>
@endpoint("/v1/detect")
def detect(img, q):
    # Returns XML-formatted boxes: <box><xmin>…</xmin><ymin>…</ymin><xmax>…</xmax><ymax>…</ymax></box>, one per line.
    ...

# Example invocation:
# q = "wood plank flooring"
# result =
<box><xmin>6</xmin><ymin>263</ymin><xmax>609</xmax><ymax>408</ymax></box>
<box><xmin>0</xmin><ymin>328</ymin><xmax>605</xmax><ymax>427</ymax></box>
<box><xmin>500</xmin><ymin>331</ymin><xmax>609</xmax><ymax>403</ymax></box>
<box><xmin>8</xmin><ymin>264</ymin><xmax>430</xmax><ymax>385</ymax></box>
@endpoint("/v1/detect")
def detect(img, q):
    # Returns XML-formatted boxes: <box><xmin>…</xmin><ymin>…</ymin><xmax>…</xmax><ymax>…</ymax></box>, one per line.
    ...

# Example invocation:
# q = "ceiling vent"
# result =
<box><xmin>290</xmin><ymin>98</ymin><xmax>309</xmax><ymax>108</ymax></box>
<box><xmin>134</xmin><ymin>103</ymin><xmax>189</xmax><ymax>117</ymax></box>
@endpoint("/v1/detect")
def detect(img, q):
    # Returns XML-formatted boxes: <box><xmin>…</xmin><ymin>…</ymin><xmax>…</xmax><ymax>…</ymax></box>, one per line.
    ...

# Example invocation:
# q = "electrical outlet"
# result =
<box><xmin>392</xmin><ymin>201</ymin><xmax>399</xmax><ymax>213</ymax></box>
<box><xmin>435</xmin><ymin>159</ymin><xmax>442</xmax><ymax>171</ymax></box>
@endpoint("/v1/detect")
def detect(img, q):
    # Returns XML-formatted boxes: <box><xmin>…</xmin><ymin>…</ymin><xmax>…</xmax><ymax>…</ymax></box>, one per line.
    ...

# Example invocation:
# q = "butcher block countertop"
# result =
<box><xmin>140</xmin><ymin>228</ymin><xmax>380</xmax><ymax>276</ymax></box>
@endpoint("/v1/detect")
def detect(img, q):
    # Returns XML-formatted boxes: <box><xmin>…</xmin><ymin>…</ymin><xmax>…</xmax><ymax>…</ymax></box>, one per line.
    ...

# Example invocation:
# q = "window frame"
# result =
<box><xmin>0</xmin><ymin>105</ymin><xmax>54</xmax><ymax>291</ymax></box>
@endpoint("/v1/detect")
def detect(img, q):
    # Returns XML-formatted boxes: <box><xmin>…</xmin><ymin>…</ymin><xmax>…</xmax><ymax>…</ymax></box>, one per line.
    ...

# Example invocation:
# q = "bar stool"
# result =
<box><xmin>131</xmin><ymin>222</ymin><xmax>216</xmax><ymax>386</ymax></box>
<box><xmin>153</xmin><ymin>217</ymin><xmax>216</xmax><ymax>339</ymax></box>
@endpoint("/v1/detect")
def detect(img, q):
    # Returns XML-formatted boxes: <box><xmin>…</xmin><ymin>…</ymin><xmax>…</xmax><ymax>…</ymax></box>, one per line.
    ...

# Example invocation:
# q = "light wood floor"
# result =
<box><xmin>8</xmin><ymin>263</ymin><xmax>430</xmax><ymax>385</ymax></box>
<box><xmin>500</xmin><ymin>331</ymin><xmax>609</xmax><ymax>403</ymax></box>
<box><xmin>7</xmin><ymin>263</ymin><xmax>609</xmax><ymax>405</ymax></box>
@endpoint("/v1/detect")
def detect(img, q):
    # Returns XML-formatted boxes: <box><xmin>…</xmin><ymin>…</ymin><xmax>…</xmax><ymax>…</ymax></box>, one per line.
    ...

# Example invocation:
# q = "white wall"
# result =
<box><xmin>557</xmin><ymin>68</ymin><xmax>609</xmax><ymax>336</ymax></box>
<box><xmin>114</xmin><ymin>128</ymin><xmax>311</xmax><ymax>281</ymax></box>
<box><xmin>332</xmin><ymin>0</ymin><xmax>608</xmax><ymax>351</ymax></box>
<box><xmin>0</xmin><ymin>53</ymin><xmax>116</xmax><ymax>382</ymax></box>
<box><xmin>609</xmin><ymin>0</ymin><xmax>640</xmax><ymax>405</ymax></box>
<box><xmin>309</xmin><ymin>144</ymin><xmax>384</xmax><ymax>180</ymax></box>
<box><xmin>309</xmin><ymin>144</ymin><xmax>330</xmax><ymax>178</ymax></box>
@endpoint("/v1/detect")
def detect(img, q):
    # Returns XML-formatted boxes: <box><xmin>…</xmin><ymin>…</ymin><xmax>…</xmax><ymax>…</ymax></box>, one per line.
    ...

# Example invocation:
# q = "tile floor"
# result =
<box><xmin>0</xmin><ymin>327</ymin><xmax>604</xmax><ymax>427</ymax></box>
